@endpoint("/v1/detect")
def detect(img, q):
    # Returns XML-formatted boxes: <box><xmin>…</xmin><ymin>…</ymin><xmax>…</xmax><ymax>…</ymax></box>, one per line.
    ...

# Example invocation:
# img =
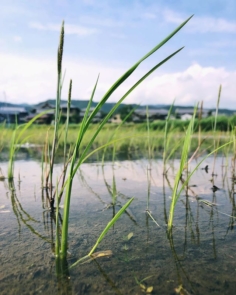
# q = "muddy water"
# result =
<box><xmin>0</xmin><ymin>156</ymin><xmax>236</xmax><ymax>294</ymax></box>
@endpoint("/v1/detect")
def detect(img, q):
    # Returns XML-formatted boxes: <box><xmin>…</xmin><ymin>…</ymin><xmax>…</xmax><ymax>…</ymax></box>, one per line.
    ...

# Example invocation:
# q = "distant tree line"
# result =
<box><xmin>139</xmin><ymin>115</ymin><xmax>236</xmax><ymax>132</ymax></box>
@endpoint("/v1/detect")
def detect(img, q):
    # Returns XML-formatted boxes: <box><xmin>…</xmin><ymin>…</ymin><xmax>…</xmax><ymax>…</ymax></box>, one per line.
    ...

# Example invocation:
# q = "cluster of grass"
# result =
<box><xmin>5</xmin><ymin>14</ymin><xmax>234</xmax><ymax>273</ymax></box>
<box><xmin>1</xmin><ymin>115</ymin><xmax>235</xmax><ymax>141</ymax></box>
<box><xmin>40</xmin><ymin>14</ymin><xmax>194</xmax><ymax>271</ymax></box>
<box><xmin>145</xmin><ymin>115</ymin><xmax>236</xmax><ymax>132</ymax></box>
<box><xmin>167</xmin><ymin>87</ymin><xmax>235</xmax><ymax>231</ymax></box>
<box><xmin>0</xmin><ymin>122</ymin><xmax>233</xmax><ymax>163</ymax></box>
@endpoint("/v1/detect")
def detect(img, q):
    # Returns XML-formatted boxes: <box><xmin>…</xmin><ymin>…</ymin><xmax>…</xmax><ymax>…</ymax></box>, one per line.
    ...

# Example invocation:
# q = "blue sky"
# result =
<box><xmin>0</xmin><ymin>0</ymin><xmax>236</xmax><ymax>109</ymax></box>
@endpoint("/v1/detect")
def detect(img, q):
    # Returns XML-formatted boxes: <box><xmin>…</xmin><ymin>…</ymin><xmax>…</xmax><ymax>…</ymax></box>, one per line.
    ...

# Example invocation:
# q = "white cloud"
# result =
<box><xmin>128</xmin><ymin>63</ymin><xmax>236</xmax><ymax>109</ymax></box>
<box><xmin>110</xmin><ymin>32</ymin><xmax>127</xmax><ymax>39</ymax></box>
<box><xmin>0</xmin><ymin>54</ymin><xmax>56</xmax><ymax>104</ymax></box>
<box><xmin>162</xmin><ymin>9</ymin><xmax>236</xmax><ymax>33</ymax></box>
<box><xmin>189</xmin><ymin>17</ymin><xmax>236</xmax><ymax>33</ymax></box>
<box><xmin>13</xmin><ymin>36</ymin><xmax>22</xmax><ymax>42</ymax></box>
<box><xmin>162</xmin><ymin>9</ymin><xmax>185</xmax><ymax>24</ymax></box>
<box><xmin>0</xmin><ymin>53</ymin><xmax>125</xmax><ymax>104</ymax></box>
<box><xmin>206</xmin><ymin>40</ymin><xmax>236</xmax><ymax>48</ymax></box>
<box><xmin>142</xmin><ymin>12</ymin><xmax>156</xmax><ymax>20</ymax></box>
<box><xmin>81</xmin><ymin>0</ymin><xmax>96</xmax><ymax>5</ymax></box>
<box><xmin>0</xmin><ymin>53</ymin><xmax>235</xmax><ymax>110</ymax></box>
<box><xmin>80</xmin><ymin>16</ymin><xmax>124</xmax><ymax>27</ymax></box>
<box><xmin>29</xmin><ymin>22</ymin><xmax>98</xmax><ymax>36</ymax></box>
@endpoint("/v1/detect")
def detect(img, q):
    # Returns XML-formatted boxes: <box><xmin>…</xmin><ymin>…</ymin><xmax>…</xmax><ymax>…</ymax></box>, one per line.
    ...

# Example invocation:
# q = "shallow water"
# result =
<box><xmin>0</xmin><ymin>156</ymin><xmax>236</xmax><ymax>294</ymax></box>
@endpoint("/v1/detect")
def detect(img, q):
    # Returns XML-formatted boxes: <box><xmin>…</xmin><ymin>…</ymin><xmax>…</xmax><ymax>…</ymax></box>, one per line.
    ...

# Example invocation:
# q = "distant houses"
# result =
<box><xmin>0</xmin><ymin>100</ymin><xmax>226</xmax><ymax>125</ymax></box>
<box><xmin>25</xmin><ymin>102</ymin><xmax>81</xmax><ymax>124</ymax></box>
<box><xmin>175</xmin><ymin>108</ymin><xmax>212</xmax><ymax>120</ymax></box>
<box><xmin>24</xmin><ymin>103</ymin><xmax>104</xmax><ymax>124</ymax></box>
<box><xmin>132</xmin><ymin>109</ymin><xmax>169</xmax><ymax>122</ymax></box>
<box><xmin>25</xmin><ymin>102</ymin><xmax>55</xmax><ymax>124</ymax></box>
<box><xmin>0</xmin><ymin>106</ymin><xmax>28</xmax><ymax>124</ymax></box>
<box><xmin>79</xmin><ymin>107</ymin><xmax>103</xmax><ymax>123</ymax></box>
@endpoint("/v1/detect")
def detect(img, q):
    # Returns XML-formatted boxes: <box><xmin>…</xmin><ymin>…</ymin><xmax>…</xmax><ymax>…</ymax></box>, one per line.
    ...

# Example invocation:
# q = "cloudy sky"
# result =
<box><xmin>0</xmin><ymin>0</ymin><xmax>236</xmax><ymax>109</ymax></box>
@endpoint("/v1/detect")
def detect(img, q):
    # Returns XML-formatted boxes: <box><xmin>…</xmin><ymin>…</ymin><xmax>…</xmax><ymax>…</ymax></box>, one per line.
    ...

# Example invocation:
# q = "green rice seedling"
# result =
<box><xmin>63</xmin><ymin>80</ymin><xmax>72</xmax><ymax>163</ymax></box>
<box><xmin>163</xmin><ymin>102</ymin><xmax>175</xmax><ymax>173</ymax></box>
<box><xmin>46</xmin><ymin>21</ymin><xmax>65</xmax><ymax>196</ymax></box>
<box><xmin>41</xmin><ymin>129</ymin><xmax>50</xmax><ymax>189</ymax></box>
<box><xmin>212</xmin><ymin>85</ymin><xmax>222</xmax><ymax>175</ymax></box>
<box><xmin>8</xmin><ymin>128</ymin><xmax>17</xmax><ymax>180</ymax></box>
<box><xmin>7</xmin><ymin>112</ymin><xmax>47</xmax><ymax>180</ymax></box>
<box><xmin>111</xmin><ymin>170</ymin><xmax>117</xmax><ymax>207</ymax></box>
<box><xmin>70</xmin><ymin>197</ymin><xmax>134</xmax><ymax>268</ymax></box>
<box><xmin>0</xmin><ymin>121</ymin><xmax>7</xmax><ymax>153</ymax></box>
<box><xmin>54</xmin><ymin>80</ymin><xmax>73</xmax><ymax>205</ymax></box>
<box><xmin>167</xmin><ymin>130</ymin><xmax>234</xmax><ymax>231</ymax></box>
<box><xmin>41</xmin><ymin>147</ymin><xmax>44</xmax><ymax>188</ymax></box>
<box><xmin>231</xmin><ymin>127</ymin><xmax>236</xmax><ymax>170</ymax></box>
<box><xmin>146</xmin><ymin>106</ymin><xmax>152</xmax><ymax>163</ymax></box>
<box><xmin>101</xmin><ymin>164</ymin><xmax>118</xmax><ymax>209</ymax></box>
<box><xmin>55</xmin><ymin>178</ymin><xmax>60</xmax><ymax>259</ymax></box>
<box><xmin>198</xmin><ymin>101</ymin><xmax>203</xmax><ymax>148</ymax></box>
<box><xmin>55</xmin><ymin>16</ymin><xmax>193</xmax><ymax>261</ymax></box>
<box><xmin>168</xmin><ymin>107</ymin><xmax>198</xmax><ymax>230</ymax></box>
<box><xmin>146</xmin><ymin>168</ymin><xmax>151</xmax><ymax>211</ymax></box>
<box><xmin>214</xmin><ymin>85</ymin><xmax>222</xmax><ymax>133</ymax></box>
<box><xmin>187</xmin><ymin>101</ymin><xmax>207</xmax><ymax>162</ymax></box>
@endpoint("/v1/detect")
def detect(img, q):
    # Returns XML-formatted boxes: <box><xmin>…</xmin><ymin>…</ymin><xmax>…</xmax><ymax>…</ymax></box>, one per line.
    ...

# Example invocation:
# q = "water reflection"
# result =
<box><xmin>7</xmin><ymin>179</ymin><xmax>51</xmax><ymax>242</ymax></box>
<box><xmin>1</xmin><ymin>156</ymin><xmax>236</xmax><ymax>294</ymax></box>
<box><xmin>78</xmin><ymin>165</ymin><xmax>137</xmax><ymax>224</ymax></box>
<box><xmin>167</xmin><ymin>230</ymin><xmax>196</xmax><ymax>295</ymax></box>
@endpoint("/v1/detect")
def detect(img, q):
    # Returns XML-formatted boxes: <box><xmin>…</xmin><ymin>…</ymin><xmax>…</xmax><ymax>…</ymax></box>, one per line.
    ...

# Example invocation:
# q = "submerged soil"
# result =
<box><xmin>0</xmin><ymin>156</ymin><xmax>236</xmax><ymax>294</ymax></box>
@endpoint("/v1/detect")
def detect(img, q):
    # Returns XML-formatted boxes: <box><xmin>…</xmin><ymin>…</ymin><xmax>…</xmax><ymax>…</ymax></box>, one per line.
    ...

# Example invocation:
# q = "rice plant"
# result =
<box><xmin>69</xmin><ymin>197</ymin><xmax>134</xmax><ymax>268</ymax></box>
<box><xmin>52</xmin><ymin>15</ymin><xmax>194</xmax><ymax>261</ymax></box>
<box><xmin>212</xmin><ymin>85</ymin><xmax>222</xmax><ymax>175</ymax></box>
<box><xmin>167</xmin><ymin>108</ymin><xmax>196</xmax><ymax>230</ymax></box>
<box><xmin>167</xmin><ymin>106</ymin><xmax>234</xmax><ymax>231</ymax></box>
<box><xmin>7</xmin><ymin>112</ymin><xmax>47</xmax><ymax>180</ymax></box>
<box><xmin>46</xmin><ymin>21</ymin><xmax>65</xmax><ymax>197</ymax></box>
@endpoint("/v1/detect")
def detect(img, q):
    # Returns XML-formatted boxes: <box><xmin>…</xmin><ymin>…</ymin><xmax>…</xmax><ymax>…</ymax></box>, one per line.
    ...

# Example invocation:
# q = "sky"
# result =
<box><xmin>0</xmin><ymin>0</ymin><xmax>236</xmax><ymax>109</ymax></box>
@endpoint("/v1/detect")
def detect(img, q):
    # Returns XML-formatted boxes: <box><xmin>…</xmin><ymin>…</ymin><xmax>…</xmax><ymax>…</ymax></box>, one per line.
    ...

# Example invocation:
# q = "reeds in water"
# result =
<box><xmin>51</xmin><ymin>16</ymin><xmax>194</xmax><ymax>262</ymax></box>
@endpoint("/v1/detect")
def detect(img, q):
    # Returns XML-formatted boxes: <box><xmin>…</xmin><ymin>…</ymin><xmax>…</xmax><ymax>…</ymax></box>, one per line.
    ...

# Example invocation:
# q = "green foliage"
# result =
<box><xmin>168</xmin><ymin>109</ymin><xmax>196</xmax><ymax>230</ymax></box>
<box><xmin>149</xmin><ymin>115</ymin><xmax>236</xmax><ymax>132</ymax></box>
<box><xmin>57</xmin><ymin>15</ymin><xmax>193</xmax><ymax>260</ymax></box>
<box><xmin>199</xmin><ymin>116</ymin><xmax>236</xmax><ymax>132</ymax></box>
<box><xmin>7</xmin><ymin>112</ymin><xmax>47</xmax><ymax>179</ymax></box>
<box><xmin>70</xmin><ymin>197</ymin><xmax>134</xmax><ymax>268</ymax></box>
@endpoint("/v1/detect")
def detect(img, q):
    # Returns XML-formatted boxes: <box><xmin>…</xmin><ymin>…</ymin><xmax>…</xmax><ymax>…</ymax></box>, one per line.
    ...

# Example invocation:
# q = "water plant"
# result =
<box><xmin>167</xmin><ymin>108</ymin><xmax>197</xmax><ymax>230</ymax></box>
<box><xmin>212</xmin><ymin>85</ymin><xmax>222</xmax><ymax>175</ymax></box>
<box><xmin>167</xmin><ymin>105</ymin><xmax>234</xmax><ymax>231</ymax></box>
<box><xmin>7</xmin><ymin>112</ymin><xmax>47</xmax><ymax>180</ymax></box>
<box><xmin>46</xmin><ymin>21</ymin><xmax>65</xmax><ymax>191</ymax></box>
<box><xmin>52</xmin><ymin>15</ymin><xmax>194</xmax><ymax>263</ymax></box>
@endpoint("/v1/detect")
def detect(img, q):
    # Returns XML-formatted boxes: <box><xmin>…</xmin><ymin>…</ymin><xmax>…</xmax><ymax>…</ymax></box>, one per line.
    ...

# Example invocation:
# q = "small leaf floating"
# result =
<box><xmin>127</xmin><ymin>232</ymin><xmax>134</xmax><ymax>240</ymax></box>
<box><xmin>90</xmin><ymin>250</ymin><xmax>112</xmax><ymax>259</ymax></box>
<box><xmin>146</xmin><ymin>286</ymin><xmax>153</xmax><ymax>293</ymax></box>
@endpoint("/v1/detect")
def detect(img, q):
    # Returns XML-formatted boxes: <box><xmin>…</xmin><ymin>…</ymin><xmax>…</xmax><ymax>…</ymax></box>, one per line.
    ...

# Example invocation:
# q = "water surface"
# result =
<box><xmin>0</xmin><ymin>156</ymin><xmax>236</xmax><ymax>294</ymax></box>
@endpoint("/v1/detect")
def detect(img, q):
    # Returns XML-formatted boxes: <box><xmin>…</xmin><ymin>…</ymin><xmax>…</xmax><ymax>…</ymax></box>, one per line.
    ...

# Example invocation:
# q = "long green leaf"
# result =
<box><xmin>88</xmin><ymin>197</ymin><xmax>134</xmax><ymax>256</ymax></box>
<box><xmin>168</xmin><ymin>108</ymin><xmax>196</xmax><ymax>229</ymax></box>
<box><xmin>72</xmin><ymin>47</ymin><xmax>184</xmax><ymax>177</ymax></box>
<box><xmin>84</xmin><ymin>15</ymin><xmax>193</xmax><ymax>129</ymax></box>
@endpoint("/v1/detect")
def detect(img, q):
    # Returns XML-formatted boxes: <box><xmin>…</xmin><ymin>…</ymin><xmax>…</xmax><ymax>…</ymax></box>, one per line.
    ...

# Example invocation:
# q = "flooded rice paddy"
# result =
<box><xmin>0</xmin><ymin>155</ymin><xmax>236</xmax><ymax>294</ymax></box>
